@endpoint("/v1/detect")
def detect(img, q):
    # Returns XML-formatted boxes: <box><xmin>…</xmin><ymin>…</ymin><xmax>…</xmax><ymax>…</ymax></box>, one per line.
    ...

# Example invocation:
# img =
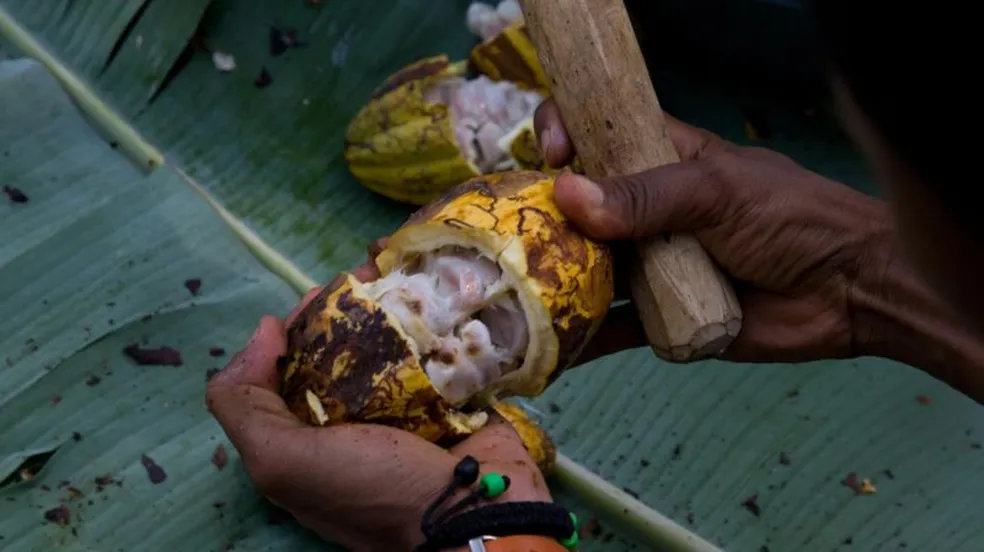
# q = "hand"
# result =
<box><xmin>533</xmin><ymin>98</ymin><xmax>893</xmax><ymax>363</ymax></box>
<box><xmin>205</xmin><ymin>274</ymin><xmax>552</xmax><ymax>552</ymax></box>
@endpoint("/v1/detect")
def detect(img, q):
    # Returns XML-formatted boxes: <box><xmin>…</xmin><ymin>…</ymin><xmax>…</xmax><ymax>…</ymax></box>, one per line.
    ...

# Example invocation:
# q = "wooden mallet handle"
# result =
<box><xmin>518</xmin><ymin>0</ymin><xmax>743</xmax><ymax>361</ymax></box>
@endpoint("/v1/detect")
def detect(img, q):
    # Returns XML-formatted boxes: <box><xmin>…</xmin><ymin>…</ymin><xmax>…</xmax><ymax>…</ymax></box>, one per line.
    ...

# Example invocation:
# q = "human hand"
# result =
<box><xmin>205</xmin><ymin>274</ymin><xmax>552</xmax><ymax>552</ymax></box>
<box><xmin>533</xmin><ymin>98</ymin><xmax>893</xmax><ymax>363</ymax></box>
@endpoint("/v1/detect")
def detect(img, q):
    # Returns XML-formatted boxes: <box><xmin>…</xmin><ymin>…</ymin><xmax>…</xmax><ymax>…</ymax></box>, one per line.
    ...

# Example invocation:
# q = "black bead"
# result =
<box><xmin>454</xmin><ymin>456</ymin><xmax>480</xmax><ymax>485</ymax></box>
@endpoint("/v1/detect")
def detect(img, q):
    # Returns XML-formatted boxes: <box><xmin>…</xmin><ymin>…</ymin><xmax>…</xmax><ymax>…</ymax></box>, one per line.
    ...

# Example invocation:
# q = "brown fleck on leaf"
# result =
<box><xmin>94</xmin><ymin>475</ymin><xmax>116</xmax><ymax>491</ymax></box>
<box><xmin>184</xmin><ymin>278</ymin><xmax>202</xmax><ymax>296</ymax></box>
<box><xmin>43</xmin><ymin>505</ymin><xmax>70</xmax><ymax>525</ymax></box>
<box><xmin>548</xmin><ymin>403</ymin><xmax>561</xmax><ymax>413</ymax></box>
<box><xmin>85</xmin><ymin>375</ymin><xmax>102</xmax><ymax>386</ymax></box>
<box><xmin>3</xmin><ymin>186</ymin><xmax>28</xmax><ymax>203</ymax></box>
<box><xmin>66</xmin><ymin>486</ymin><xmax>84</xmax><ymax>500</ymax></box>
<box><xmin>212</xmin><ymin>444</ymin><xmax>228</xmax><ymax>470</ymax></box>
<box><xmin>672</xmin><ymin>444</ymin><xmax>682</xmax><ymax>460</ymax></box>
<box><xmin>916</xmin><ymin>395</ymin><xmax>932</xmax><ymax>405</ymax></box>
<box><xmin>213</xmin><ymin>501</ymin><xmax>227</xmax><ymax>509</ymax></box>
<box><xmin>208</xmin><ymin>347</ymin><xmax>226</xmax><ymax>357</ymax></box>
<box><xmin>255</xmin><ymin>68</ymin><xmax>272</xmax><ymax>88</ymax></box>
<box><xmin>71</xmin><ymin>431</ymin><xmax>82</xmax><ymax>443</ymax></box>
<box><xmin>140</xmin><ymin>454</ymin><xmax>167</xmax><ymax>484</ymax></box>
<box><xmin>741</xmin><ymin>494</ymin><xmax>761</xmax><ymax>516</ymax></box>
<box><xmin>40</xmin><ymin>484</ymin><xmax>51</xmax><ymax>491</ymax></box>
<box><xmin>51</xmin><ymin>395</ymin><xmax>62</xmax><ymax>405</ymax></box>
<box><xmin>779</xmin><ymin>452</ymin><xmax>791</xmax><ymax>466</ymax></box>
<box><xmin>842</xmin><ymin>472</ymin><xmax>861</xmax><ymax>493</ymax></box>
<box><xmin>123</xmin><ymin>344</ymin><xmax>183</xmax><ymax>366</ymax></box>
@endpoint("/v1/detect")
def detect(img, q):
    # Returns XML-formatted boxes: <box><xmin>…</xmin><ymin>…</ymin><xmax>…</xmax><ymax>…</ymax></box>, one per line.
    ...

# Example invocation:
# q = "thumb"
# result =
<box><xmin>553</xmin><ymin>161</ymin><xmax>727</xmax><ymax>240</ymax></box>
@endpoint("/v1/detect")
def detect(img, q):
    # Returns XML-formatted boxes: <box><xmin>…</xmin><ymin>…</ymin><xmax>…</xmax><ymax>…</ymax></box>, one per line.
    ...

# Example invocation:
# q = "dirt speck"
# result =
<box><xmin>255</xmin><ymin>68</ymin><xmax>273</xmax><ymax>88</ymax></box>
<box><xmin>686</xmin><ymin>512</ymin><xmax>695</xmax><ymax>525</ymax></box>
<box><xmin>209</xmin><ymin>347</ymin><xmax>226</xmax><ymax>357</ymax></box>
<box><xmin>184</xmin><ymin>278</ymin><xmax>202</xmax><ymax>296</ymax></box>
<box><xmin>548</xmin><ymin>403</ymin><xmax>561</xmax><ymax>414</ymax></box>
<box><xmin>672</xmin><ymin>444</ymin><xmax>682</xmax><ymax>460</ymax></box>
<box><xmin>883</xmin><ymin>469</ymin><xmax>895</xmax><ymax>479</ymax></box>
<box><xmin>741</xmin><ymin>494</ymin><xmax>761</xmax><ymax>516</ymax></box>
<box><xmin>212</xmin><ymin>444</ymin><xmax>228</xmax><ymax>470</ymax></box>
<box><xmin>85</xmin><ymin>375</ymin><xmax>102</xmax><ymax>386</ymax></box>
<box><xmin>71</xmin><ymin>432</ymin><xmax>82</xmax><ymax>442</ymax></box>
<box><xmin>779</xmin><ymin>452</ymin><xmax>791</xmax><ymax>466</ymax></box>
<box><xmin>640</xmin><ymin>459</ymin><xmax>650</xmax><ymax>468</ymax></box>
<box><xmin>140</xmin><ymin>454</ymin><xmax>167</xmax><ymax>484</ymax></box>
<box><xmin>621</xmin><ymin>487</ymin><xmax>640</xmax><ymax>499</ymax></box>
<box><xmin>43</xmin><ymin>505</ymin><xmax>71</xmax><ymax>525</ymax></box>
<box><xmin>842</xmin><ymin>472</ymin><xmax>861</xmax><ymax>493</ymax></box>
<box><xmin>51</xmin><ymin>395</ymin><xmax>62</xmax><ymax>405</ymax></box>
<box><xmin>916</xmin><ymin>394</ymin><xmax>932</xmax><ymax>405</ymax></box>
<box><xmin>123</xmin><ymin>344</ymin><xmax>183</xmax><ymax>366</ymax></box>
<box><xmin>3</xmin><ymin>186</ymin><xmax>28</xmax><ymax>203</ymax></box>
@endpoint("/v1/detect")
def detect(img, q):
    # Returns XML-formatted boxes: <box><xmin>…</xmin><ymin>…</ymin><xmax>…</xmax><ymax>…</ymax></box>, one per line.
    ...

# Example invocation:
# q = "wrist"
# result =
<box><xmin>850</xmin><ymin>225</ymin><xmax>984</xmax><ymax>400</ymax></box>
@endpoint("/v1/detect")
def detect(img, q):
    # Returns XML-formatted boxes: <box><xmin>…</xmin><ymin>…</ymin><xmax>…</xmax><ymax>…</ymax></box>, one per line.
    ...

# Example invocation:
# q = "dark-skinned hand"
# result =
<box><xmin>533</xmin><ymin>98</ymin><xmax>892</xmax><ymax>362</ymax></box>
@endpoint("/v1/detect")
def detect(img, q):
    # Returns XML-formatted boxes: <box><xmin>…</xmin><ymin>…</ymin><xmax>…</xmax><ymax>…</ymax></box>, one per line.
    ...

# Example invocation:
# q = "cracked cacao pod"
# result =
<box><xmin>469</xmin><ymin>22</ymin><xmax>550</xmax><ymax>95</ymax></box>
<box><xmin>344</xmin><ymin>55</ymin><xmax>554</xmax><ymax>205</ymax></box>
<box><xmin>280</xmin><ymin>170</ymin><xmax>614</xmax><ymax>444</ymax></box>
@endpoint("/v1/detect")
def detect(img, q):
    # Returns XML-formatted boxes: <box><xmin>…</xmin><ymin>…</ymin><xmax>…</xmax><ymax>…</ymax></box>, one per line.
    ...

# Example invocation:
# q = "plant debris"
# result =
<box><xmin>741</xmin><ymin>494</ymin><xmax>761</xmax><ymax>516</ymax></box>
<box><xmin>842</xmin><ymin>472</ymin><xmax>876</xmax><ymax>494</ymax></box>
<box><xmin>269</xmin><ymin>26</ymin><xmax>306</xmax><ymax>56</ymax></box>
<box><xmin>212</xmin><ymin>444</ymin><xmax>228</xmax><ymax>470</ymax></box>
<box><xmin>85</xmin><ymin>374</ymin><xmax>102</xmax><ymax>386</ymax></box>
<box><xmin>212</xmin><ymin>51</ymin><xmax>236</xmax><ymax>72</ymax></box>
<box><xmin>43</xmin><ymin>505</ymin><xmax>71</xmax><ymax>526</ymax></box>
<box><xmin>255</xmin><ymin>68</ymin><xmax>273</xmax><ymax>88</ymax></box>
<box><xmin>916</xmin><ymin>394</ymin><xmax>932</xmax><ymax>405</ymax></box>
<box><xmin>123</xmin><ymin>344</ymin><xmax>183</xmax><ymax>366</ymax></box>
<box><xmin>140</xmin><ymin>454</ymin><xmax>167</xmax><ymax>484</ymax></box>
<box><xmin>779</xmin><ymin>452</ymin><xmax>791</xmax><ymax>466</ymax></box>
<box><xmin>3</xmin><ymin>186</ymin><xmax>28</xmax><ymax>203</ymax></box>
<box><xmin>184</xmin><ymin>278</ymin><xmax>202</xmax><ymax>296</ymax></box>
<box><xmin>209</xmin><ymin>346</ymin><xmax>226</xmax><ymax>357</ymax></box>
<box><xmin>94</xmin><ymin>475</ymin><xmax>117</xmax><ymax>492</ymax></box>
<box><xmin>883</xmin><ymin>469</ymin><xmax>895</xmax><ymax>480</ymax></box>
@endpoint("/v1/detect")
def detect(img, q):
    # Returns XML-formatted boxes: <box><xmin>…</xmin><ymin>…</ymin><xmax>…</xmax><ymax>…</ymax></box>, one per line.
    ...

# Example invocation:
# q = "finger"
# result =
<box><xmin>663</xmin><ymin>113</ymin><xmax>730</xmax><ymax>160</ymax></box>
<box><xmin>205</xmin><ymin>316</ymin><xmax>304</xmax><ymax>448</ymax></box>
<box><xmin>367</xmin><ymin>236</ymin><xmax>390</xmax><ymax>261</ymax></box>
<box><xmin>286</xmin><ymin>286</ymin><xmax>324</xmax><ymax>327</ymax></box>
<box><xmin>211</xmin><ymin>315</ymin><xmax>287</xmax><ymax>390</ymax></box>
<box><xmin>450</xmin><ymin>414</ymin><xmax>550</xmax><ymax>502</ymax></box>
<box><xmin>574</xmin><ymin>302</ymin><xmax>647</xmax><ymax>366</ymax></box>
<box><xmin>552</xmin><ymin>161</ymin><xmax>728</xmax><ymax>241</ymax></box>
<box><xmin>533</xmin><ymin>99</ymin><xmax>575</xmax><ymax>168</ymax></box>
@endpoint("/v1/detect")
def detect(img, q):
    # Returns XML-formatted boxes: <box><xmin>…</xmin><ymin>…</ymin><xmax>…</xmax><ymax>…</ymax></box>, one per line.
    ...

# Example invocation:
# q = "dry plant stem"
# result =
<box><xmin>519</xmin><ymin>0</ymin><xmax>743</xmax><ymax>362</ymax></box>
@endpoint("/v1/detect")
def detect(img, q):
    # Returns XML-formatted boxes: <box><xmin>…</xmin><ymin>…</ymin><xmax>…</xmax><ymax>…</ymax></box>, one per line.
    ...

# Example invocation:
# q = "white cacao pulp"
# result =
<box><xmin>424</xmin><ymin>76</ymin><xmax>543</xmax><ymax>173</ymax></box>
<box><xmin>363</xmin><ymin>247</ymin><xmax>529</xmax><ymax>405</ymax></box>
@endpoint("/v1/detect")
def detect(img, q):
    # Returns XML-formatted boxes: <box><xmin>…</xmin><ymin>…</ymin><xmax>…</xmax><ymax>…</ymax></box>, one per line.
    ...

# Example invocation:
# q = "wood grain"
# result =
<box><xmin>519</xmin><ymin>0</ymin><xmax>742</xmax><ymax>361</ymax></box>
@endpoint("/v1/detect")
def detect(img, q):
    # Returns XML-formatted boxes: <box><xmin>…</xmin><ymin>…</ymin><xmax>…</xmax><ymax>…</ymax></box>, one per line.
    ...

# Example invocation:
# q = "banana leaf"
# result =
<box><xmin>1</xmin><ymin>1</ymin><xmax>983</xmax><ymax>551</ymax></box>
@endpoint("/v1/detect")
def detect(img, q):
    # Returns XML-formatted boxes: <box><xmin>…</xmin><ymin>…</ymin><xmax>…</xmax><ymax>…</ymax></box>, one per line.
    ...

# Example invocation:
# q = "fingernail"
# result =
<box><xmin>568</xmin><ymin>174</ymin><xmax>604</xmax><ymax>209</ymax></box>
<box><xmin>539</xmin><ymin>126</ymin><xmax>556</xmax><ymax>156</ymax></box>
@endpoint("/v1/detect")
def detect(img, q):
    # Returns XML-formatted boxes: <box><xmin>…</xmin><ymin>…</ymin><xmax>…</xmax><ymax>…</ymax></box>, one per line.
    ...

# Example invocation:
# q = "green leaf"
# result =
<box><xmin>1</xmin><ymin>1</ymin><xmax>983</xmax><ymax>551</ymax></box>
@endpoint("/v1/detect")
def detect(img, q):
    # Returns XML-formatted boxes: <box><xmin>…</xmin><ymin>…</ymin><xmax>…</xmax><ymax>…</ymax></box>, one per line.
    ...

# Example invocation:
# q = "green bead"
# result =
<box><xmin>478</xmin><ymin>473</ymin><xmax>507</xmax><ymax>498</ymax></box>
<box><xmin>560</xmin><ymin>530</ymin><xmax>579</xmax><ymax>550</ymax></box>
<box><xmin>560</xmin><ymin>513</ymin><xmax>579</xmax><ymax>550</ymax></box>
